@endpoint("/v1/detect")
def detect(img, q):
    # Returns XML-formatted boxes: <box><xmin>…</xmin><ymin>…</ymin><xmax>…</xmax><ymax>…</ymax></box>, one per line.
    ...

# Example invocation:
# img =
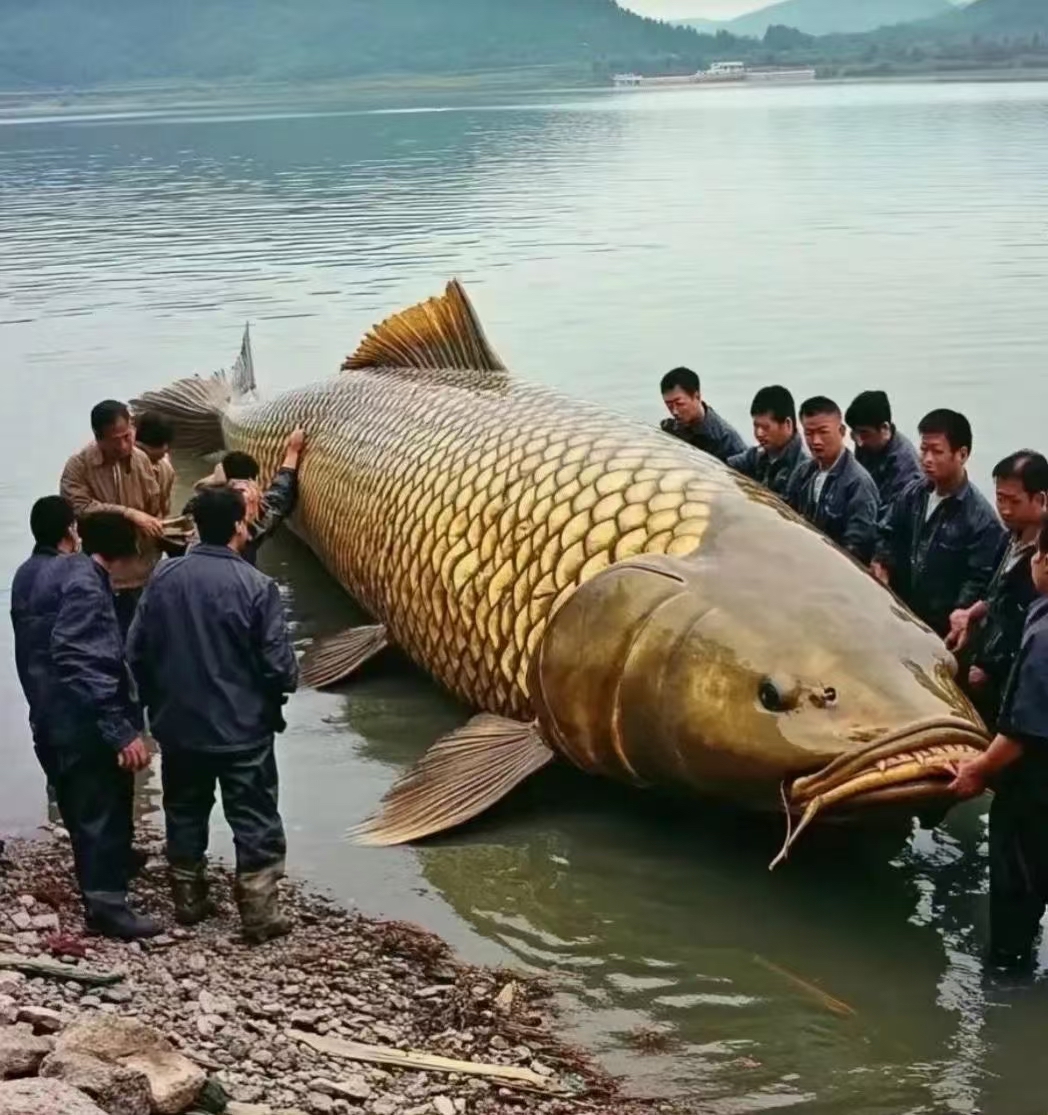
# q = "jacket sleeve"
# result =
<box><xmin>255</xmin><ymin>580</ymin><xmax>299</xmax><ymax>696</ymax></box>
<box><xmin>252</xmin><ymin>468</ymin><xmax>298</xmax><ymax>546</ymax></box>
<box><xmin>726</xmin><ymin>447</ymin><xmax>754</xmax><ymax>477</ymax></box>
<box><xmin>785</xmin><ymin>462</ymin><xmax>809</xmax><ymax>512</ymax></box>
<box><xmin>998</xmin><ymin>633</ymin><xmax>1048</xmax><ymax>751</ymax></box>
<box><xmin>60</xmin><ymin>453</ymin><xmax>125</xmax><ymax>517</ymax></box>
<box><xmin>51</xmin><ymin>571</ymin><xmax>138</xmax><ymax>753</ymax></box>
<box><xmin>874</xmin><ymin>485</ymin><xmax>909</xmax><ymax>568</ymax></box>
<box><xmin>126</xmin><ymin>585</ymin><xmax>154</xmax><ymax>712</ymax></box>
<box><xmin>842</xmin><ymin>477</ymin><xmax>880</xmax><ymax>565</ymax></box>
<box><xmin>957</xmin><ymin>514</ymin><xmax>1008</xmax><ymax>611</ymax></box>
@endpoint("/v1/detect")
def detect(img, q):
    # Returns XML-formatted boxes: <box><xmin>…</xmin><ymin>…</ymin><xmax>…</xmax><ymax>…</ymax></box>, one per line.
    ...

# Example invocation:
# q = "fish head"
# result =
<box><xmin>530</xmin><ymin>516</ymin><xmax>987</xmax><ymax>850</ymax></box>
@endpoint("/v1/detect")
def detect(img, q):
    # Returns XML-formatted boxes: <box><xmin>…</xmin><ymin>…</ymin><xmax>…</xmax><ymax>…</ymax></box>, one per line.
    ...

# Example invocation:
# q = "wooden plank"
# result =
<box><xmin>0</xmin><ymin>953</ymin><xmax>124</xmax><ymax>987</ymax></box>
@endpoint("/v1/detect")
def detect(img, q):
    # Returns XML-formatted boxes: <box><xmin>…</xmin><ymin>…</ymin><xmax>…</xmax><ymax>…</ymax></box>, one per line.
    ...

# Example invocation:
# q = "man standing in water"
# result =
<box><xmin>950</xmin><ymin>515</ymin><xmax>1048</xmax><ymax>972</ymax></box>
<box><xmin>845</xmin><ymin>390</ymin><xmax>921</xmax><ymax>516</ymax></box>
<box><xmin>872</xmin><ymin>409</ymin><xmax>1004</xmax><ymax>639</ymax></box>
<box><xmin>788</xmin><ymin>396</ymin><xmax>879</xmax><ymax>564</ymax></box>
<box><xmin>947</xmin><ymin>451</ymin><xmax>1048</xmax><ymax>728</ymax></box>
<box><xmin>727</xmin><ymin>385</ymin><xmax>807</xmax><ymax>500</ymax></box>
<box><xmin>659</xmin><ymin>367</ymin><xmax>746</xmax><ymax>464</ymax></box>
<box><xmin>128</xmin><ymin>487</ymin><xmax>298</xmax><ymax>942</ymax></box>
<box><xmin>61</xmin><ymin>400</ymin><xmax>164</xmax><ymax>636</ymax></box>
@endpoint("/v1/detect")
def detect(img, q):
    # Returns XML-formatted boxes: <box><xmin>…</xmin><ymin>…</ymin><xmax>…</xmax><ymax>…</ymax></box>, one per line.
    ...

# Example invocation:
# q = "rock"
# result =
<box><xmin>289</xmin><ymin>1010</ymin><xmax>322</xmax><ymax>1031</ymax></box>
<box><xmin>15</xmin><ymin>1006</ymin><xmax>64</xmax><ymax>1034</ymax></box>
<box><xmin>369</xmin><ymin>1101</ymin><xmax>397</xmax><ymax>1115</ymax></box>
<box><xmin>102</xmin><ymin>988</ymin><xmax>132</xmax><ymax>1006</ymax></box>
<box><xmin>0</xmin><ymin>975</ymin><xmax>24</xmax><ymax>990</ymax></box>
<box><xmin>0</xmin><ymin>1024</ymin><xmax>53</xmax><ymax>1078</ymax></box>
<box><xmin>31</xmin><ymin>914</ymin><xmax>60</xmax><ymax>932</ymax></box>
<box><xmin>57</xmin><ymin>1016</ymin><xmax>173</xmax><ymax>1061</ymax></box>
<box><xmin>226</xmin><ymin>1106</ymin><xmax>273</xmax><ymax>1115</ymax></box>
<box><xmin>313</xmin><ymin>1079</ymin><xmax>371</xmax><ymax>1102</ymax></box>
<box><xmin>432</xmin><ymin>1098</ymin><xmax>455</xmax><ymax>1115</ymax></box>
<box><xmin>305</xmin><ymin>1094</ymin><xmax>333</xmax><ymax>1114</ymax></box>
<box><xmin>7</xmin><ymin>914</ymin><xmax>30</xmax><ymax>933</ymax></box>
<box><xmin>187</xmin><ymin>956</ymin><xmax>207</xmax><ymax>976</ymax></box>
<box><xmin>197</xmin><ymin>991</ymin><xmax>233</xmax><ymax>1018</ymax></box>
<box><xmin>39</xmin><ymin>1050</ymin><xmax>152</xmax><ymax>1115</ymax></box>
<box><xmin>194</xmin><ymin>1077</ymin><xmax>230</xmax><ymax>1113</ymax></box>
<box><xmin>119</xmin><ymin>1051</ymin><xmax>206</xmax><ymax>1115</ymax></box>
<box><xmin>250</xmin><ymin>1048</ymin><xmax>275</xmax><ymax>1068</ymax></box>
<box><xmin>0</xmin><ymin>1077</ymin><xmax>108</xmax><ymax>1115</ymax></box>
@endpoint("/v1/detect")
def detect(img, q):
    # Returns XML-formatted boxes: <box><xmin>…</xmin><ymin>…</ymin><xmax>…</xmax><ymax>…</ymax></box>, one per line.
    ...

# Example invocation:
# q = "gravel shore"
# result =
<box><xmin>0</xmin><ymin>830</ymin><xmax>695</xmax><ymax>1115</ymax></box>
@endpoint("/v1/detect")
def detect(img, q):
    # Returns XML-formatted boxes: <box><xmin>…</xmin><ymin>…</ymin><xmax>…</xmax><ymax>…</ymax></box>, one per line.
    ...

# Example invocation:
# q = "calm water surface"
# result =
<box><xmin>3</xmin><ymin>80</ymin><xmax>1048</xmax><ymax>1114</ymax></box>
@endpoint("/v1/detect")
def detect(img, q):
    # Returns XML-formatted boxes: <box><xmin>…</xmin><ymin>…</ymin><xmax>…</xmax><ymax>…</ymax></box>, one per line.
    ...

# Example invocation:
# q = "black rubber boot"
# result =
<box><xmin>170</xmin><ymin>862</ymin><xmax>217</xmax><ymax>927</ymax></box>
<box><xmin>128</xmin><ymin>847</ymin><xmax>150</xmax><ymax>879</ymax></box>
<box><xmin>84</xmin><ymin>893</ymin><xmax>163</xmax><ymax>940</ymax></box>
<box><xmin>235</xmin><ymin>860</ymin><xmax>292</xmax><ymax>945</ymax></box>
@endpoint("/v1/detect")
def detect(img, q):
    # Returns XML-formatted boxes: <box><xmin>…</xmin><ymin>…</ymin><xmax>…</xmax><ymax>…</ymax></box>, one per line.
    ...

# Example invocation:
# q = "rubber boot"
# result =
<box><xmin>170</xmin><ymin>862</ymin><xmax>217</xmax><ymax>927</ymax></box>
<box><xmin>84</xmin><ymin>892</ymin><xmax>162</xmax><ymax>940</ymax></box>
<box><xmin>235</xmin><ymin>860</ymin><xmax>292</xmax><ymax>945</ymax></box>
<box><xmin>128</xmin><ymin>847</ymin><xmax>150</xmax><ymax>879</ymax></box>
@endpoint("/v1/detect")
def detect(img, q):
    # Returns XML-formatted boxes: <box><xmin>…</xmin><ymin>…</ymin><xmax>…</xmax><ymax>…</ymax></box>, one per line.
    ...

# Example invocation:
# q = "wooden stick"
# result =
<box><xmin>290</xmin><ymin>1030</ymin><xmax>563</xmax><ymax>1092</ymax></box>
<box><xmin>751</xmin><ymin>954</ymin><xmax>856</xmax><ymax>1018</ymax></box>
<box><xmin>0</xmin><ymin>953</ymin><xmax>124</xmax><ymax>987</ymax></box>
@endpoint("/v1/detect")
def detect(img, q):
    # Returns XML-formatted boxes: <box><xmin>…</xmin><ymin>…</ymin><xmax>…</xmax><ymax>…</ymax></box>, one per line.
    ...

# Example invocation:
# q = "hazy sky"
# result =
<box><xmin>619</xmin><ymin>0</ymin><xmax>768</xmax><ymax>18</ymax></box>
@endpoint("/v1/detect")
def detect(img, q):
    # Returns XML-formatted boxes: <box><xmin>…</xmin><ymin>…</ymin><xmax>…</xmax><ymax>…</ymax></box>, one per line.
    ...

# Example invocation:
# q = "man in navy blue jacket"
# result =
<box><xmin>24</xmin><ymin>511</ymin><xmax>157</xmax><ymax>939</ymax></box>
<box><xmin>128</xmin><ymin>486</ymin><xmax>299</xmax><ymax>942</ymax></box>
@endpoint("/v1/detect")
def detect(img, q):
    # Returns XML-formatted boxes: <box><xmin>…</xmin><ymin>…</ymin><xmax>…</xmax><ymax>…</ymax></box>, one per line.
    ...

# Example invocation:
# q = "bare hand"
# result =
<box><xmin>968</xmin><ymin>665</ymin><xmax>989</xmax><ymax>689</ymax></box>
<box><xmin>947</xmin><ymin>759</ymin><xmax>987</xmax><ymax>801</ymax></box>
<box><xmin>870</xmin><ymin>561</ymin><xmax>890</xmax><ymax>587</ymax></box>
<box><xmin>286</xmin><ymin>427</ymin><xmax>306</xmax><ymax>454</ymax></box>
<box><xmin>117</xmin><ymin>737</ymin><xmax>151</xmax><ymax>773</ymax></box>
<box><xmin>127</xmin><ymin>509</ymin><xmax>165</xmax><ymax>539</ymax></box>
<box><xmin>945</xmin><ymin>608</ymin><xmax>971</xmax><ymax>652</ymax></box>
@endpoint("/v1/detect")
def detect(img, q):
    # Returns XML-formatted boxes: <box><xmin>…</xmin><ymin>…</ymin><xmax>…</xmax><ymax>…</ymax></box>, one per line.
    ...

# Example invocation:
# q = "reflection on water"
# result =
<box><xmin>4</xmin><ymin>81</ymin><xmax>1048</xmax><ymax>1113</ymax></box>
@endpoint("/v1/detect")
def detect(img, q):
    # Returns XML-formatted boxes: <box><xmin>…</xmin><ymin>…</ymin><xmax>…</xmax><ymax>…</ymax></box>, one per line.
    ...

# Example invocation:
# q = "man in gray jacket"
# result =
<box><xmin>128</xmin><ymin>487</ymin><xmax>298</xmax><ymax>942</ymax></box>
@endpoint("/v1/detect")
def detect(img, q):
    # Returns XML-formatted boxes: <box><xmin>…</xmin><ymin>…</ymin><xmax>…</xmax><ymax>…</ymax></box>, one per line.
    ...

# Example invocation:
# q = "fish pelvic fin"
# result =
<box><xmin>130</xmin><ymin>324</ymin><xmax>256</xmax><ymax>455</ymax></box>
<box><xmin>300</xmin><ymin>624</ymin><xmax>390</xmax><ymax>689</ymax></box>
<box><xmin>342</xmin><ymin>280</ymin><xmax>507</xmax><ymax>374</ymax></box>
<box><xmin>350</xmin><ymin>714</ymin><xmax>554</xmax><ymax>846</ymax></box>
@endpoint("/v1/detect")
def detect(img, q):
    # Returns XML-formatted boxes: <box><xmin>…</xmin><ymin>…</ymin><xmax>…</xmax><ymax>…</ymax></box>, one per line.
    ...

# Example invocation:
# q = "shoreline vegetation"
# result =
<box><xmin>0</xmin><ymin>829</ymin><xmax>692</xmax><ymax>1115</ymax></box>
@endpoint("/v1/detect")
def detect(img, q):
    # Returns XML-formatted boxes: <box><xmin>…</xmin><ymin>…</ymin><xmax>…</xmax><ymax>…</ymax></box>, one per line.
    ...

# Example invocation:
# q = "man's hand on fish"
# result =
<box><xmin>947</xmin><ymin>759</ymin><xmax>987</xmax><ymax>800</ymax></box>
<box><xmin>282</xmin><ymin>428</ymin><xmax>306</xmax><ymax>470</ymax></box>
<box><xmin>126</xmin><ymin>508</ymin><xmax>166</xmax><ymax>539</ymax></box>
<box><xmin>968</xmin><ymin>665</ymin><xmax>989</xmax><ymax>689</ymax></box>
<box><xmin>117</xmin><ymin>736</ymin><xmax>151</xmax><ymax>773</ymax></box>
<box><xmin>870</xmin><ymin>560</ymin><xmax>890</xmax><ymax>587</ymax></box>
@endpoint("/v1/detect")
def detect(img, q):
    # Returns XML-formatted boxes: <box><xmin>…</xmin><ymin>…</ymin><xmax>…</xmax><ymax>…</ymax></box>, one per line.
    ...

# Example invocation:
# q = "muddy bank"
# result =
<box><xmin>0</xmin><ymin>831</ymin><xmax>696</xmax><ymax>1115</ymax></box>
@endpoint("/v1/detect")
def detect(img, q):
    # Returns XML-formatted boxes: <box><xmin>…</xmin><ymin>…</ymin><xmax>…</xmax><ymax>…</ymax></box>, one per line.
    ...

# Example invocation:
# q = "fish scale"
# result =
<box><xmin>219</xmin><ymin>369</ymin><xmax>734</xmax><ymax>720</ymax></box>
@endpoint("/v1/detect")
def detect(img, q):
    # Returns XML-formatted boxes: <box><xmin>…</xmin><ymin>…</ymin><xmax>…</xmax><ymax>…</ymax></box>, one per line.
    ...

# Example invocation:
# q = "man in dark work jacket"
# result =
<box><xmin>727</xmin><ymin>385</ymin><xmax>808</xmax><ymax>500</ymax></box>
<box><xmin>845</xmin><ymin>390</ymin><xmax>922</xmax><ymax>517</ymax></box>
<box><xmin>128</xmin><ymin>486</ymin><xmax>298</xmax><ymax>942</ymax></box>
<box><xmin>659</xmin><ymin>366</ymin><xmax>746</xmax><ymax>464</ymax></box>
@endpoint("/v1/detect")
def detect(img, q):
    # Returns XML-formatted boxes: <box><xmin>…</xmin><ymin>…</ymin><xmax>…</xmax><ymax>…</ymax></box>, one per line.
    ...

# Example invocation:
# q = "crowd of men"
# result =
<box><xmin>10</xmin><ymin>399</ymin><xmax>305</xmax><ymax>942</ymax></box>
<box><xmin>660</xmin><ymin>368</ymin><xmax>1048</xmax><ymax>973</ymax></box>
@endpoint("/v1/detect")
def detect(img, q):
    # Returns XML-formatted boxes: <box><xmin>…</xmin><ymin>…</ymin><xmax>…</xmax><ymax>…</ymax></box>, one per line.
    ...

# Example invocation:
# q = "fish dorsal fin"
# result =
<box><xmin>342</xmin><ymin>280</ymin><xmax>507</xmax><ymax>374</ymax></box>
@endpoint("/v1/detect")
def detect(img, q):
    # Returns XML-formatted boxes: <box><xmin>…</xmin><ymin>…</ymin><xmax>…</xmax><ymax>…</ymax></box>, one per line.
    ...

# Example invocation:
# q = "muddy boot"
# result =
<box><xmin>235</xmin><ymin>860</ymin><xmax>292</xmax><ymax>945</ymax></box>
<box><xmin>84</xmin><ymin>892</ymin><xmax>162</xmax><ymax>941</ymax></box>
<box><xmin>170</xmin><ymin>862</ymin><xmax>217</xmax><ymax>927</ymax></box>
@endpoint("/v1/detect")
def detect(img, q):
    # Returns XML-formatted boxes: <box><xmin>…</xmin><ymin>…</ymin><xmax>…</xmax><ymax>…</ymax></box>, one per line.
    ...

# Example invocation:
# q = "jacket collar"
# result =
<box><xmin>191</xmin><ymin>543</ymin><xmax>245</xmax><ymax>562</ymax></box>
<box><xmin>922</xmin><ymin>475</ymin><xmax>970</xmax><ymax>505</ymax></box>
<box><xmin>31</xmin><ymin>544</ymin><xmax>60</xmax><ymax>557</ymax></box>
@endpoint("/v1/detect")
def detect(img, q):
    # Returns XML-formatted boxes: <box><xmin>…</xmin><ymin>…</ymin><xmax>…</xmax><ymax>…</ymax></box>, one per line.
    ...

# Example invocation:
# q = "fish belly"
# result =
<box><xmin>222</xmin><ymin>367</ymin><xmax>739</xmax><ymax>720</ymax></box>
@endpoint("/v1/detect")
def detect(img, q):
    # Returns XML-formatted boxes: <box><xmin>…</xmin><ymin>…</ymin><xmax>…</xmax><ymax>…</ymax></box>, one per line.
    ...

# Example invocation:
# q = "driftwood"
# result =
<box><xmin>0</xmin><ymin>952</ymin><xmax>124</xmax><ymax>987</ymax></box>
<box><xmin>290</xmin><ymin>1030</ymin><xmax>563</xmax><ymax>1092</ymax></box>
<box><xmin>751</xmin><ymin>954</ymin><xmax>856</xmax><ymax>1018</ymax></box>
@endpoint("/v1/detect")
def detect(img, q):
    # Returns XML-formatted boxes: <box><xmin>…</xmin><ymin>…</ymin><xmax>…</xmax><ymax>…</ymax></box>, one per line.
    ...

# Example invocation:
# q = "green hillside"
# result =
<box><xmin>935</xmin><ymin>0</ymin><xmax>1048</xmax><ymax>32</ymax></box>
<box><xmin>725</xmin><ymin>0</ymin><xmax>952</xmax><ymax>37</ymax></box>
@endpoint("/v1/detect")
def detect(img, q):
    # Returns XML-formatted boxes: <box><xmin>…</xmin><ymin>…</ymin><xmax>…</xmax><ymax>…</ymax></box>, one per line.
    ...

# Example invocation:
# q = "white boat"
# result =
<box><xmin>612</xmin><ymin>61</ymin><xmax>816</xmax><ymax>89</ymax></box>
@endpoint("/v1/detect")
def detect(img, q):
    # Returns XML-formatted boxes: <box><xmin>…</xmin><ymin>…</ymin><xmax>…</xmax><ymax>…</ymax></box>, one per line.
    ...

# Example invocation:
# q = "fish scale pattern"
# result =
<box><xmin>223</xmin><ymin>367</ymin><xmax>743</xmax><ymax>720</ymax></box>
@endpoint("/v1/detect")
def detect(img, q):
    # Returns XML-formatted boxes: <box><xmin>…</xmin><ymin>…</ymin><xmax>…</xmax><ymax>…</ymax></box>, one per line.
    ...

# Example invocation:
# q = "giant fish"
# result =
<box><xmin>133</xmin><ymin>281</ymin><xmax>988</xmax><ymax>865</ymax></box>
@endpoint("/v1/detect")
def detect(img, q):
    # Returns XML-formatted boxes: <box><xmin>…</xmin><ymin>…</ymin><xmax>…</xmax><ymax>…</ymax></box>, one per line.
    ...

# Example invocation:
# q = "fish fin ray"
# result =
<box><xmin>350</xmin><ymin>714</ymin><xmax>554</xmax><ymax>846</ymax></box>
<box><xmin>300</xmin><ymin>624</ymin><xmax>390</xmax><ymax>689</ymax></box>
<box><xmin>342</xmin><ymin>280</ymin><xmax>507</xmax><ymax>374</ymax></box>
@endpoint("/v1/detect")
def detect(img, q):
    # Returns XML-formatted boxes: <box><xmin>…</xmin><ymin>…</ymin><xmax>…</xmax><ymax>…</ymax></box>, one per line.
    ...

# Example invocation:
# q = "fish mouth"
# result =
<box><xmin>769</xmin><ymin>714</ymin><xmax>989</xmax><ymax>870</ymax></box>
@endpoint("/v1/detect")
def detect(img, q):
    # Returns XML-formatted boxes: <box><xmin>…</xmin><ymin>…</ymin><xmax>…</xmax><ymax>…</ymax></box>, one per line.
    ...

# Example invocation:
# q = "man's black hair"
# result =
<box><xmin>993</xmin><ymin>450</ymin><xmax>1048</xmax><ymax>495</ymax></box>
<box><xmin>90</xmin><ymin>400</ymin><xmax>131</xmax><ymax>438</ymax></box>
<box><xmin>750</xmin><ymin>385</ymin><xmax>796</xmax><ymax>425</ymax></box>
<box><xmin>844</xmin><ymin>390</ymin><xmax>892</xmax><ymax>431</ymax></box>
<box><xmin>799</xmin><ymin>396</ymin><xmax>842</xmax><ymax>421</ymax></box>
<box><xmin>221</xmin><ymin>451</ymin><xmax>260</xmax><ymax>482</ymax></box>
<box><xmin>918</xmin><ymin>409</ymin><xmax>972</xmax><ymax>455</ymax></box>
<box><xmin>135</xmin><ymin>411</ymin><xmax>174</xmax><ymax>450</ymax></box>
<box><xmin>194</xmin><ymin>487</ymin><xmax>246</xmax><ymax>547</ymax></box>
<box><xmin>79</xmin><ymin>511</ymin><xmax>139</xmax><ymax>561</ymax></box>
<box><xmin>30</xmin><ymin>496</ymin><xmax>75</xmax><ymax>549</ymax></box>
<box><xmin>660</xmin><ymin>367</ymin><xmax>700</xmax><ymax>396</ymax></box>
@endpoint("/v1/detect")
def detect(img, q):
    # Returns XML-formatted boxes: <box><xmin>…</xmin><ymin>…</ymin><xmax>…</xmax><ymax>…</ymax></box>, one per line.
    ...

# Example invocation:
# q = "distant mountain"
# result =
<box><xmin>0</xmin><ymin>0</ymin><xmax>728</xmax><ymax>90</ymax></box>
<box><xmin>932</xmin><ymin>0</ymin><xmax>1048</xmax><ymax>33</ymax></box>
<box><xmin>720</xmin><ymin>0</ymin><xmax>954</xmax><ymax>37</ymax></box>
<box><xmin>677</xmin><ymin>17</ymin><xmax>724</xmax><ymax>33</ymax></box>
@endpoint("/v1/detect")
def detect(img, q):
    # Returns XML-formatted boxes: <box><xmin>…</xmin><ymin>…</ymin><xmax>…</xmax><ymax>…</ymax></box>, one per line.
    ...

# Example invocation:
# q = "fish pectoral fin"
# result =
<box><xmin>350</xmin><ymin>714</ymin><xmax>555</xmax><ymax>847</ymax></box>
<box><xmin>300</xmin><ymin>625</ymin><xmax>391</xmax><ymax>689</ymax></box>
<box><xmin>342</xmin><ymin>280</ymin><xmax>507</xmax><ymax>374</ymax></box>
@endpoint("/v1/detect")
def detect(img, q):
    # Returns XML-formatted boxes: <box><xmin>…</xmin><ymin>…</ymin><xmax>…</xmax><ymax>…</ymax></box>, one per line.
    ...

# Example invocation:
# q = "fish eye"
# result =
<box><xmin>823</xmin><ymin>686</ymin><xmax>838</xmax><ymax>704</ymax></box>
<box><xmin>759</xmin><ymin>677</ymin><xmax>787</xmax><ymax>712</ymax></box>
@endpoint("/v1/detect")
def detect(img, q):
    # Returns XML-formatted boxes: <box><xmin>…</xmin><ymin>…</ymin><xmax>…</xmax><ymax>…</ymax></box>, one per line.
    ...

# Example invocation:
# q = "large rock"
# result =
<box><xmin>120</xmin><ymin>1051</ymin><xmax>206</xmax><ymax>1115</ymax></box>
<box><xmin>57</xmin><ymin>1017</ymin><xmax>172</xmax><ymax>1061</ymax></box>
<box><xmin>40</xmin><ymin>1049</ymin><xmax>152</xmax><ymax>1115</ymax></box>
<box><xmin>0</xmin><ymin>1023</ymin><xmax>53</xmax><ymax>1079</ymax></box>
<box><xmin>0</xmin><ymin>1077</ymin><xmax>107</xmax><ymax>1115</ymax></box>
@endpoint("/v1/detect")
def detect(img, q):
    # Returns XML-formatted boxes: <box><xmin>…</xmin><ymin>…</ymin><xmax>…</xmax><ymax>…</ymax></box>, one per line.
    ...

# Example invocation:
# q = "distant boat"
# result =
<box><xmin>612</xmin><ymin>61</ymin><xmax>817</xmax><ymax>89</ymax></box>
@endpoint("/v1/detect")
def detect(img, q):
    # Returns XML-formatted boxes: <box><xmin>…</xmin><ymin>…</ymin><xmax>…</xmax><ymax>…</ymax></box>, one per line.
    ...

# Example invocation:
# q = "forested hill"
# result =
<box><xmin>0</xmin><ymin>0</ymin><xmax>734</xmax><ymax>89</ymax></box>
<box><xmin>935</xmin><ymin>0</ymin><xmax>1048</xmax><ymax>33</ymax></box>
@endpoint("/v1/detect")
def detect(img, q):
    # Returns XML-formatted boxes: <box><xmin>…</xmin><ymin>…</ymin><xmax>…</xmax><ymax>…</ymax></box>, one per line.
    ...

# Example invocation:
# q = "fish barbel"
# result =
<box><xmin>133</xmin><ymin>281</ymin><xmax>988</xmax><ymax>865</ymax></box>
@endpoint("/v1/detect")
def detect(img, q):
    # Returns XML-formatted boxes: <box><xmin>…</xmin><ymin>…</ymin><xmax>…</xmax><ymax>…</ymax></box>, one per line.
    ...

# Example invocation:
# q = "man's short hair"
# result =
<box><xmin>750</xmin><ymin>385</ymin><xmax>795</xmax><ymax>425</ymax></box>
<box><xmin>660</xmin><ymin>367</ymin><xmax>700</xmax><ymax>396</ymax></box>
<box><xmin>221</xmin><ymin>451</ymin><xmax>260</xmax><ymax>482</ymax></box>
<box><xmin>79</xmin><ymin>511</ymin><xmax>139</xmax><ymax>561</ymax></box>
<box><xmin>799</xmin><ymin>396</ymin><xmax>842</xmax><ymax>422</ymax></box>
<box><xmin>993</xmin><ymin>450</ymin><xmax>1048</xmax><ymax>495</ymax></box>
<box><xmin>90</xmin><ymin>400</ymin><xmax>130</xmax><ymax>438</ymax></box>
<box><xmin>30</xmin><ymin>496</ymin><xmax>75</xmax><ymax>549</ymax></box>
<box><xmin>918</xmin><ymin>409</ymin><xmax>972</xmax><ymax>454</ymax></box>
<box><xmin>194</xmin><ymin>487</ymin><xmax>246</xmax><ymax>547</ymax></box>
<box><xmin>135</xmin><ymin>411</ymin><xmax>174</xmax><ymax>450</ymax></box>
<box><xmin>844</xmin><ymin>390</ymin><xmax>892</xmax><ymax>430</ymax></box>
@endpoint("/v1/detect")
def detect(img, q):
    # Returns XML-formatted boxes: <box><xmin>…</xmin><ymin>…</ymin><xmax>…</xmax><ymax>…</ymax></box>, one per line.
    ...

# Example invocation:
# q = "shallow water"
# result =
<box><xmin>3</xmin><ymin>79</ymin><xmax>1048</xmax><ymax>1113</ymax></box>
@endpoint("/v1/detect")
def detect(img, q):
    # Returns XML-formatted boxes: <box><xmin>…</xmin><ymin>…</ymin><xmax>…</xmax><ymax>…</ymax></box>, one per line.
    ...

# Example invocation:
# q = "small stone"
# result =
<box><xmin>250</xmin><ymin>1048</ymin><xmax>275</xmax><ymax>1067</ymax></box>
<box><xmin>0</xmin><ymin>1077</ymin><xmax>108</xmax><ymax>1114</ymax></box>
<box><xmin>119</xmin><ymin>1050</ymin><xmax>207</xmax><ymax>1115</ymax></box>
<box><xmin>39</xmin><ymin>1049</ymin><xmax>152</xmax><ymax>1115</ymax></box>
<box><xmin>369</xmin><ymin>1100</ymin><xmax>397</xmax><ymax>1115</ymax></box>
<box><xmin>198</xmin><ymin>990</ymin><xmax>234</xmax><ymax>1017</ymax></box>
<box><xmin>17</xmin><ymin>896</ymin><xmax>34</xmax><ymax>909</ymax></box>
<box><xmin>9</xmin><ymin>912</ymin><xmax>31</xmax><ymax>932</ymax></box>
<box><xmin>432</xmin><ymin>1097</ymin><xmax>455</xmax><ymax>1115</ymax></box>
<box><xmin>226</xmin><ymin>1105</ymin><xmax>273</xmax><ymax>1115</ymax></box>
<box><xmin>530</xmin><ymin>1060</ymin><xmax>553</xmax><ymax>1076</ymax></box>
<box><xmin>0</xmin><ymin>973</ymin><xmax>25</xmax><ymax>989</ymax></box>
<box><xmin>306</xmin><ymin>1094</ymin><xmax>333</xmax><ymax>1114</ymax></box>
<box><xmin>80</xmin><ymin>996</ymin><xmax>102</xmax><ymax>1009</ymax></box>
<box><xmin>15</xmin><ymin>1006</ymin><xmax>64</xmax><ymax>1034</ymax></box>
<box><xmin>31</xmin><ymin>913</ymin><xmax>60</xmax><ymax>932</ymax></box>
<box><xmin>227</xmin><ymin>1038</ymin><xmax>250</xmax><ymax>1060</ymax></box>
<box><xmin>314</xmin><ymin>1077</ymin><xmax>371</xmax><ymax>1102</ymax></box>
<box><xmin>103</xmin><ymin>987</ymin><xmax>132</xmax><ymax>1005</ymax></box>
<box><xmin>289</xmin><ymin>1010</ymin><xmax>322</xmax><ymax>1031</ymax></box>
<box><xmin>187</xmin><ymin>955</ymin><xmax>208</xmax><ymax>975</ymax></box>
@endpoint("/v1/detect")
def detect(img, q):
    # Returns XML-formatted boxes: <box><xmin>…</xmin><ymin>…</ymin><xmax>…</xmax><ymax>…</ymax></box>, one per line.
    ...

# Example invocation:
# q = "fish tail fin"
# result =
<box><xmin>130</xmin><ymin>323</ymin><xmax>256</xmax><ymax>455</ymax></box>
<box><xmin>350</xmin><ymin>714</ymin><xmax>554</xmax><ymax>846</ymax></box>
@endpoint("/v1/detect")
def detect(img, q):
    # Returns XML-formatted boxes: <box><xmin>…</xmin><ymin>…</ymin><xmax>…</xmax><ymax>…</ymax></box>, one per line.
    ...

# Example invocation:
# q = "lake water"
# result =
<box><xmin>3</xmin><ymin>79</ymin><xmax>1048</xmax><ymax>1114</ymax></box>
